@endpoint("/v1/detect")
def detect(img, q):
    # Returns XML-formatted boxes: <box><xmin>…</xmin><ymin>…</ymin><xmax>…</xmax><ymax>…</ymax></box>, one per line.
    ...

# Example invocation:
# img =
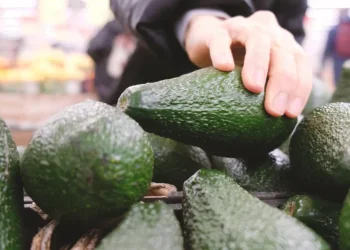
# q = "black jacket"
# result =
<box><xmin>105</xmin><ymin>0</ymin><xmax>307</xmax><ymax>104</ymax></box>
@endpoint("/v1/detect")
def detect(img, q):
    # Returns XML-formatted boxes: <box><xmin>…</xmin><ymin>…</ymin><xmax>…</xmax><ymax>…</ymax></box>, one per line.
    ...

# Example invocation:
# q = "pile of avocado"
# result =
<box><xmin>1</xmin><ymin>63</ymin><xmax>350</xmax><ymax>249</ymax></box>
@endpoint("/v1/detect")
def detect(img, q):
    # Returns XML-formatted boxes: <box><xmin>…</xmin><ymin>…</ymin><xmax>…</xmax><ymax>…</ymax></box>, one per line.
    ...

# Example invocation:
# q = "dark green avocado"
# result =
<box><xmin>282</xmin><ymin>195</ymin><xmax>341</xmax><ymax>248</ymax></box>
<box><xmin>20</xmin><ymin>101</ymin><xmax>154</xmax><ymax>227</ymax></box>
<box><xmin>339</xmin><ymin>190</ymin><xmax>350</xmax><ymax>250</ymax></box>
<box><xmin>148</xmin><ymin>133</ymin><xmax>211</xmax><ymax>189</ymax></box>
<box><xmin>96</xmin><ymin>201</ymin><xmax>184</xmax><ymax>250</ymax></box>
<box><xmin>117</xmin><ymin>66</ymin><xmax>297</xmax><ymax>158</ymax></box>
<box><xmin>183</xmin><ymin>169</ymin><xmax>329</xmax><ymax>250</ymax></box>
<box><xmin>211</xmin><ymin>149</ymin><xmax>295</xmax><ymax>192</ymax></box>
<box><xmin>0</xmin><ymin>117</ymin><xmax>24</xmax><ymax>250</ymax></box>
<box><xmin>290</xmin><ymin>102</ymin><xmax>350</xmax><ymax>200</ymax></box>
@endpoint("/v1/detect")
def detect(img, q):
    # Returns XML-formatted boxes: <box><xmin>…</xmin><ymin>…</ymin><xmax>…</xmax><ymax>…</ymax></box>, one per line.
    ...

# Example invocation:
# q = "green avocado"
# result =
<box><xmin>331</xmin><ymin>60</ymin><xmax>350</xmax><ymax>103</ymax></box>
<box><xmin>211</xmin><ymin>149</ymin><xmax>295</xmax><ymax>192</ymax></box>
<box><xmin>20</xmin><ymin>101</ymin><xmax>154</xmax><ymax>227</ymax></box>
<box><xmin>290</xmin><ymin>102</ymin><xmax>350</xmax><ymax>200</ymax></box>
<box><xmin>183</xmin><ymin>169</ymin><xmax>329</xmax><ymax>250</ymax></box>
<box><xmin>117</xmin><ymin>66</ymin><xmax>297</xmax><ymax>157</ymax></box>
<box><xmin>148</xmin><ymin>133</ymin><xmax>211</xmax><ymax>189</ymax></box>
<box><xmin>0</xmin><ymin>117</ymin><xmax>24</xmax><ymax>250</ymax></box>
<box><xmin>339</xmin><ymin>190</ymin><xmax>350</xmax><ymax>250</ymax></box>
<box><xmin>96</xmin><ymin>201</ymin><xmax>184</xmax><ymax>250</ymax></box>
<box><xmin>282</xmin><ymin>195</ymin><xmax>341</xmax><ymax>248</ymax></box>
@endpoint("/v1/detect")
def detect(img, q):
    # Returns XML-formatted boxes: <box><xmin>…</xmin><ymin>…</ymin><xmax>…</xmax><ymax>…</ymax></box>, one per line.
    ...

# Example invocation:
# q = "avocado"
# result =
<box><xmin>339</xmin><ymin>190</ymin><xmax>350</xmax><ymax>250</ymax></box>
<box><xmin>331</xmin><ymin>60</ymin><xmax>350</xmax><ymax>103</ymax></box>
<box><xmin>117</xmin><ymin>66</ymin><xmax>297</xmax><ymax>158</ymax></box>
<box><xmin>148</xmin><ymin>133</ymin><xmax>211</xmax><ymax>189</ymax></box>
<box><xmin>211</xmin><ymin>149</ymin><xmax>295</xmax><ymax>192</ymax></box>
<box><xmin>20</xmin><ymin>101</ymin><xmax>154</xmax><ymax>227</ymax></box>
<box><xmin>282</xmin><ymin>195</ymin><xmax>341</xmax><ymax>248</ymax></box>
<box><xmin>96</xmin><ymin>201</ymin><xmax>184</xmax><ymax>250</ymax></box>
<box><xmin>183</xmin><ymin>169</ymin><xmax>329</xmax><ymax>250</ymax></box>
<box><xmin>303</xmin><ymin>77</ymin><xmax>332</xmax><ymax>115</ymax></box>
<box><xmin>0</xmin><ymin>117</ymin><xmax>24</xmax><ymax>250</ymax></box>
<box><xmin>290</xmin><ymin>102</ymin><xmax>350</xmax><ymax>200</ymax></box>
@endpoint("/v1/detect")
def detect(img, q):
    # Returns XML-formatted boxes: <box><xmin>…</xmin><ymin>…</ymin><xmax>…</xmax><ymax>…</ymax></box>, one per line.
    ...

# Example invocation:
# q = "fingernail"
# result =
<box><xmin>253</xmin><ymin>68</ymin><xmax>266</xmax><ymax>89</ymax></box>
<box><xmin>288</xmin><ymin>97</ymin><xmax>303</xmax><ymax>116</ymax></box>
<box><xmin>272</xmin><ymin>92</ymin><xmax>288</xmax><ymax>115</ymax></box>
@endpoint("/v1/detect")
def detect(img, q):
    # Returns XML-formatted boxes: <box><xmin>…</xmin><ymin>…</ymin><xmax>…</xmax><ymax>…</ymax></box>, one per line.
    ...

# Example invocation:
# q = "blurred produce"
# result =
<box><xmin>0</xmin><ymin>48</ymin><xmax>94</xmax><ymax>93</ymax></box>
<box><xmin>331</xmin><ymin>60</ymin><xmax>350</xmax><ymax>103</ymax></box>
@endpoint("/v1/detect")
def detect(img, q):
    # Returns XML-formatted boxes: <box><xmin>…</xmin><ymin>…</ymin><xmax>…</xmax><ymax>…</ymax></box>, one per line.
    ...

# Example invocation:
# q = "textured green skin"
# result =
<box><xmin>340</xmin><ymin>191</ymin><xmax>350</xmax><ymax>250</ymax></box>
<box><xmin>211</xmin><ymin>149</ymin><xmax>295</xmax><ymax>192</ymax></box>
<box><xmin>303</xmin><ymin>77</ymin><xmax>332</xmax><ymax>115</ymax></box>
<box><xmin>0</xmin><ymin>118</ymin><xmax>24</xmax><ymax>250</ymax></box>
<box><xmin>20</xmin><ymin>101</ymin><xmax>154</xmax><ymax>227</ymax></box>
<box><xmin>96</xmin><ymin>201</ymin><xmax>184</xmax><ymax>250</ymax></box>
<box><xmin>290</xmin><ymin>103</ymin><xmax>350</xmax><ymax>199</ymax></box>
<box><xmin>148</xmin><ymin>133</ymin><xmax>211</xmax><ymax>189</ymax></box>
<box><xmin>331</xmin><ymin>60</ymin><xmax>350</xmax><ymax>103</ymax></box>
<box><xmin>183</xmin><ymin>169</ymin><xmax>330</xmax><ymax>250</ymax></box>
<box><xmin>282</xmin><ymin>195</ymin><xmax>341</xmax><ymax>248</ymax></box>
<box><xmin>118</xmin><ymin>67</ymin><xmax>297</xmax><ymax>157</ymax></box>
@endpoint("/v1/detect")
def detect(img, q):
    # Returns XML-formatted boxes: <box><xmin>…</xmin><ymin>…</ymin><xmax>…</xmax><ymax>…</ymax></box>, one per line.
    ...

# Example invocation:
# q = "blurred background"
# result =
<box><xmin>0</xmin><ymin>0</ymin><xmax>349</xmax><ymax>146</ymax></box>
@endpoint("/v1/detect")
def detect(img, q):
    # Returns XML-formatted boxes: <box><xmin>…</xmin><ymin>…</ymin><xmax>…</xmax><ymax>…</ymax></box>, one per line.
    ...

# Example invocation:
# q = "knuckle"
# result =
<box><xmin>253</xmin><ymin>11</ymin><xmax>278</xmax><ymax>23</ymax></box>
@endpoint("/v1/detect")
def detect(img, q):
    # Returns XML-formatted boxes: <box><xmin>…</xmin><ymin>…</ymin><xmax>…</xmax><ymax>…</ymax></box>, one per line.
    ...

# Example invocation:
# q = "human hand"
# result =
<box><xmin>184</xmin><ymin>11</ymin><xmax>312</xmax><ymax>118</ymax></box>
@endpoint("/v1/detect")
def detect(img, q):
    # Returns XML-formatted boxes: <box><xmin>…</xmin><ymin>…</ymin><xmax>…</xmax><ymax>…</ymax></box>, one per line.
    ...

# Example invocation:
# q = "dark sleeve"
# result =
<box><xmin>271</xmin><ymin>0</ymin><xmax>308</xmax><ymax>44</ymax></box>
<box><xmin>86</xmin><ymin>20</ymin><xmax>123</xmax><ymax>62</ymax></box>
<box><xmin>109</xmin><ymin>0</ymin><xmax>252</xmax><ymax>67</ymax></box>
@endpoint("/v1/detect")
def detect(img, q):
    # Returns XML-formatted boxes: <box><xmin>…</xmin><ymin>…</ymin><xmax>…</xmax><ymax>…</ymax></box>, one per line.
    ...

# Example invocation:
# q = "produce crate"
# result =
<box><xmin>23</xmin><ymin>190</ymin><xmax>293</xmax><ymax>250</ymax></box>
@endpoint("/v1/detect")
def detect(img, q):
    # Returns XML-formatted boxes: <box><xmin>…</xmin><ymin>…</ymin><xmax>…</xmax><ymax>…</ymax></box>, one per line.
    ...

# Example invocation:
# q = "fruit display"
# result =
<box><xmin>1</xmin><ymin>66</ymin><xmax>349</xmax><ymax>249</ymax></box>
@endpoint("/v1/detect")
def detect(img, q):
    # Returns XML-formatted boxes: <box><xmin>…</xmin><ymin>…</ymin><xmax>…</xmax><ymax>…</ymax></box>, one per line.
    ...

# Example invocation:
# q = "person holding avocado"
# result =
<box><xmin>106</xmin><ymin>0</ymin><xmax>311</xmax><ymax>119</ymax></box>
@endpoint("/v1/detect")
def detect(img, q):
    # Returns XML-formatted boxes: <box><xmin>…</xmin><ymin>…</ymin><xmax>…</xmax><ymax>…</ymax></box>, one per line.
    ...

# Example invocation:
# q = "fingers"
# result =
<box><xmin>285</xmin><ymin>48</ymin><xmax>312</xmax><ymax>118</ymax></box>
<box><xmin>264</xmin><ymin>47</ymin><xmax>298</xmax><ymax>117</ymax></box>
<box><xmin>241</xmin><ymin>32</ymin><xmax>271</xmax><ymax>93</ymax></box>
<box><xmin>208</xmin><ymin>30</ymin><xmax>235</xmax><ymax>71</ymax></box>
<box><xmin>224</xmin><ymin>17</ymin><xmax>272</xmax><ymax>93</ymax></box>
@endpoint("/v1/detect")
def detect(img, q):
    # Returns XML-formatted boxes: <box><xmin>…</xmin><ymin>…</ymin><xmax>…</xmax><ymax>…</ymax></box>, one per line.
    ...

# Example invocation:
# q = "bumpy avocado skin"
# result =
<box><xmin>211</xmin><ymin>149</ymin><xmax>294</xmax><ymax>192</ymax></box>
<box><xmin>20</xmin><ymin>101</ymin><xmax>154</xmax><ymax>227</ymax></box>
<box><xmin>148</xmin><ymin>133</ymin><xmax>211</xmax><ymax>189</ymax></box>
<box><xmin>282</xmin><ymin>195</ymin><xmax>341</xmax><ymax>248</ymax></box>
<box><xmin>290</xmin><ymin>102</ymin><xmax>350</xmax><ymax>199</ymax></box>
<box><xmin>331</xmin><ymin>60</ymin><xmax>350</xmax><ymax>103</ymax></box>
<box><xmin>96</xmin><ymin>201</ymin><xmax>184</xmax><ymax>250</ymax></box>
<box><xmin>183</xmin><ymin>169</ymin><xmax>329</xmax><ymax>250</ymax></box>
<box><xmin>118</xmin><ymin>66</ymin><xmax>297</xmax><ymax>157</ymax></box>
<box><xmin>340</xmin><ymin>191</ymin><xmax>350</xmax><ymax>250</ymax></box>
<box><xmin>0</xmin><ymin>117</ymin><xmax>24</xmax><ymax>250</ymax></box>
